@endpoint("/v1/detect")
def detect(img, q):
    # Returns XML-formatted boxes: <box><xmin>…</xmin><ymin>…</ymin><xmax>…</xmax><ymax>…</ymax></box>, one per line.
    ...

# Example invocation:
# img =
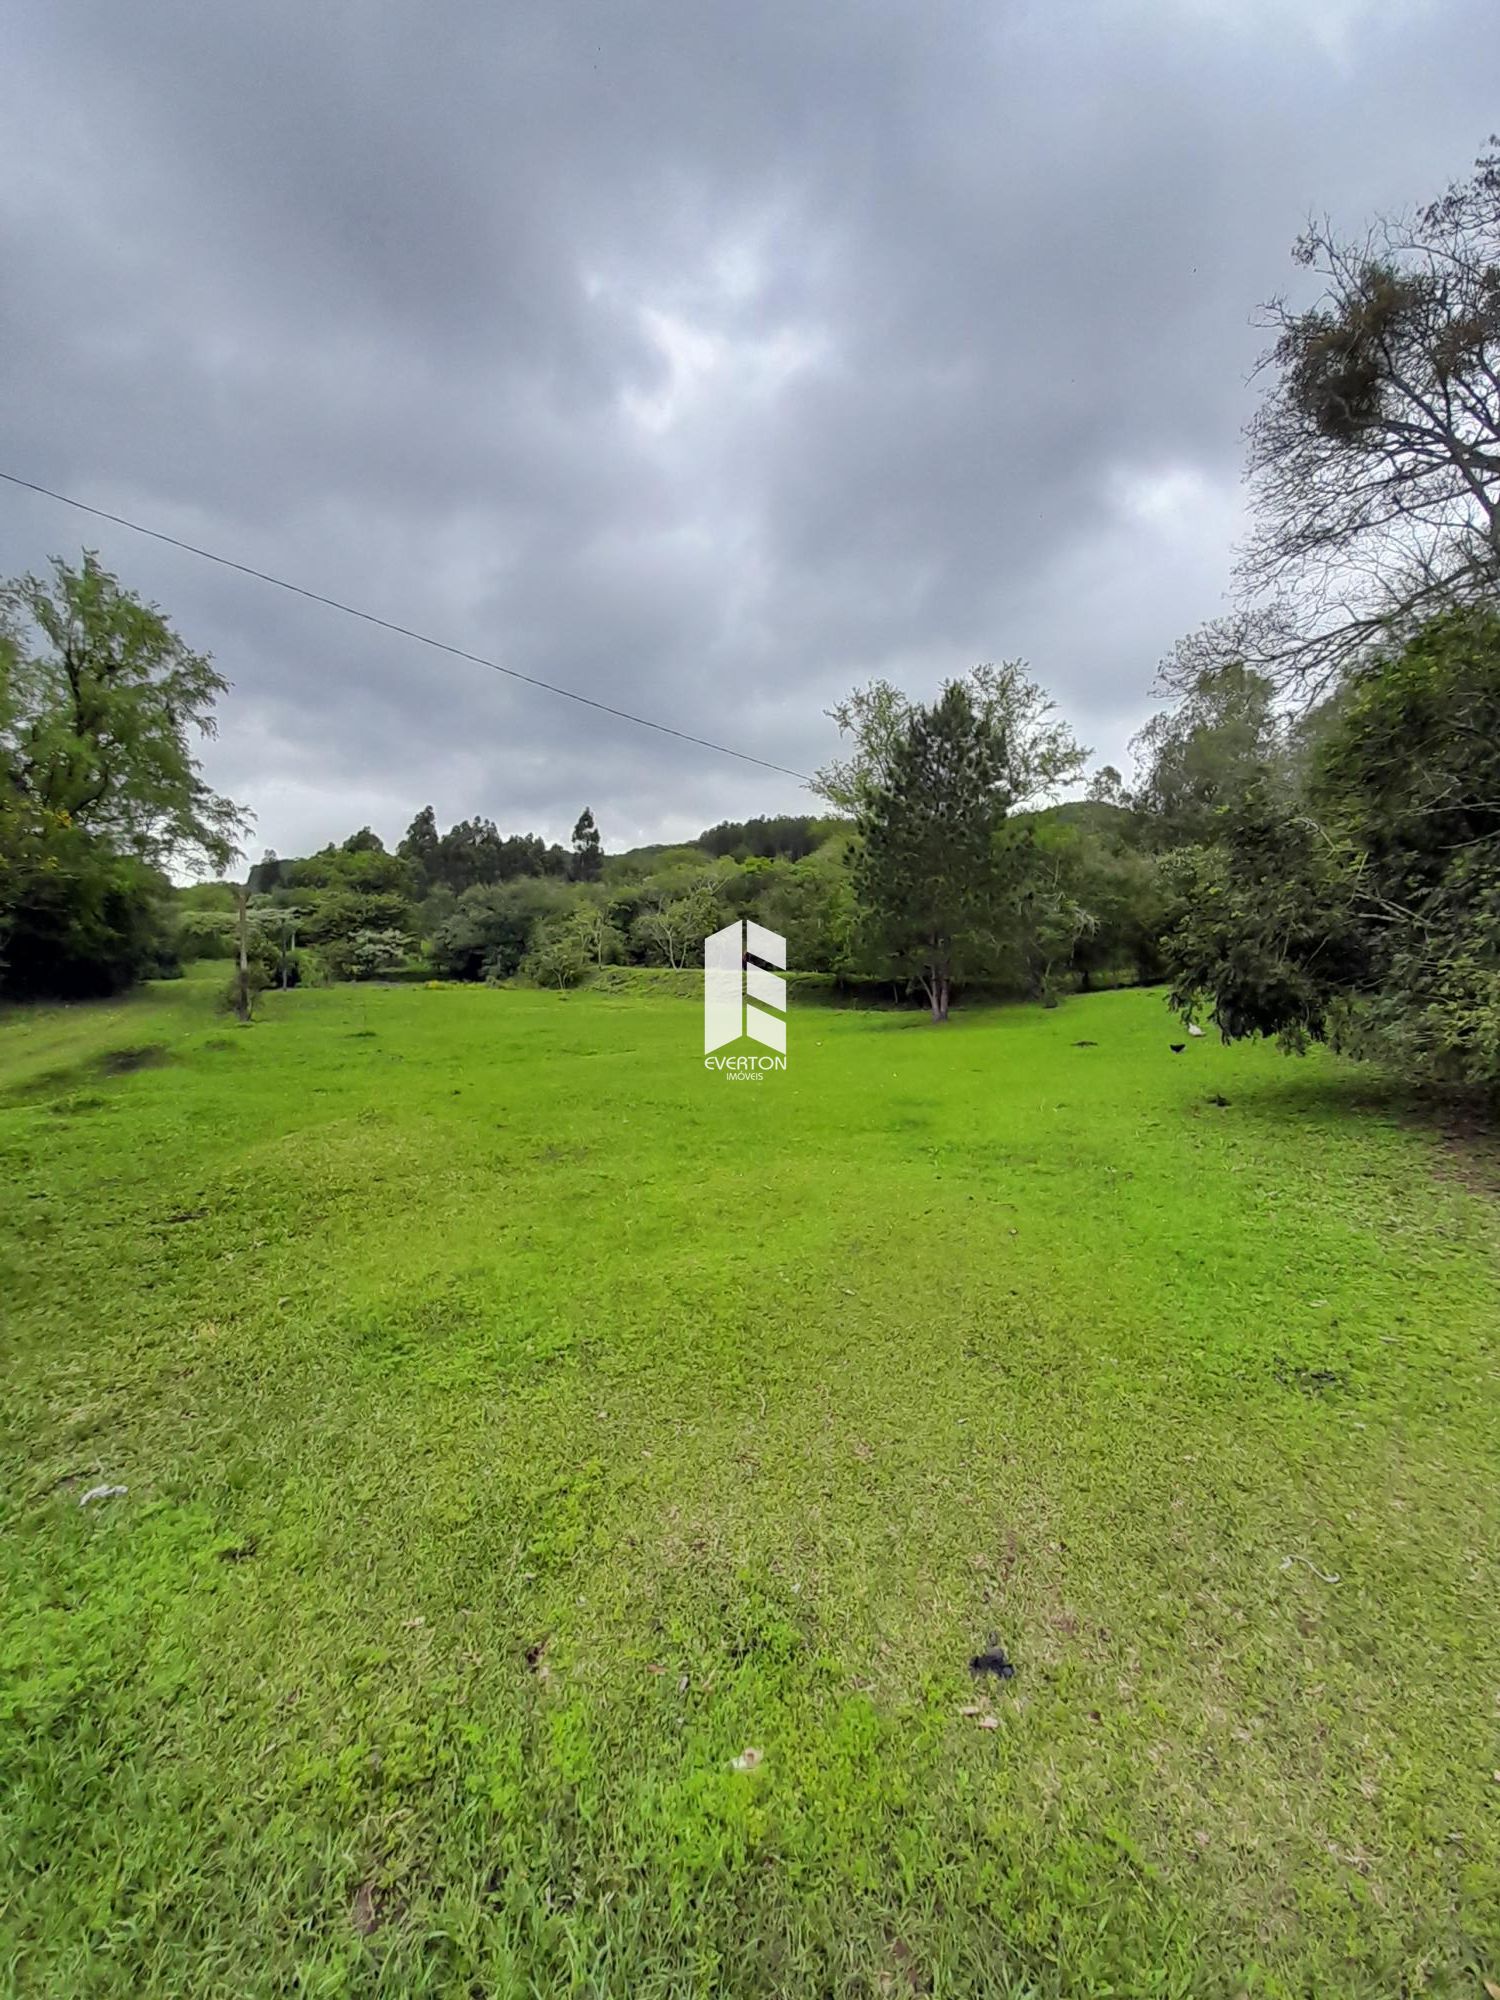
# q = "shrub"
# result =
<box><xmin>321</xmin><ymin>928</ymin><xmax>410</xmax><ymax>982</ymax></box>
<box><xmin>521</xmin><ymin>927</ymin><xmax>590</xmax><ymax>989</ymax></box>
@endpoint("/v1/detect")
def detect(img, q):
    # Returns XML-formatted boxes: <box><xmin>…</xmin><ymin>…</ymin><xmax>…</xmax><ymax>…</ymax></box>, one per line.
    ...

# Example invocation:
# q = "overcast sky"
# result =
<box><xmin>4</xmin><ymin>0</ymin><xmax>1497</xmax><ymax>862</ymax></box>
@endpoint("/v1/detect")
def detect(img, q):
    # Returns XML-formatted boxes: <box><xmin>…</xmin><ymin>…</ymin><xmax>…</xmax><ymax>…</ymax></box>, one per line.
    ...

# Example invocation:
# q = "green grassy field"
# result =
<box><xmin>2</xmin><ymin>969</ymin><xmax>1497</xmax><ymax>1998</ymax></box>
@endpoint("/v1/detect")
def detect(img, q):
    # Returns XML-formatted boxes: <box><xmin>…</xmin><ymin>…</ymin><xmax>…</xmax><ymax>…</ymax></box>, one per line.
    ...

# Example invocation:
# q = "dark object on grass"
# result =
<box><xmin>1073</xmin><ymin>1039</ymin><xmax>1097</xmax><ymax>1047</ymax></box>
<box><xmin>1208</xmin><ymin>1093</ymin><xmax>1230</xmax><ymax>1107</ymax></box>
<box><xmin>969</xmin><ymin>1645</ymin><xmax>1016</xmax><ymax>1680</ymax></box>
<box><xmin>1169</xmin><ymin>1043</ymin><xmax>1186</xmax><ymax>1053</ymax></box>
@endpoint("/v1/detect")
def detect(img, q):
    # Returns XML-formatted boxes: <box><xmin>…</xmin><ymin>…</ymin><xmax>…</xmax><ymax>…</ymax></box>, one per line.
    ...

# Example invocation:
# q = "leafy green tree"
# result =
<box><xmin>1162</xmin><ymin>786</ymin><xmax>1368</xmax><ymax>1045</ymax></box>
<box><xmin>430</xmin><ymin>879</ymin><xmax>572</xmax><ymax>981</ymax></box>
<box><xmin>299</xmin><ymin>888</ymin><xmax>413</xmax><ymax>950</ymax></box>
<box><xmin>0</xmin><ymin>553</ymin><xmax>246</xmax><ymax>997</ymax></box>
<box><xmin>247</xmin><ymin>849</ymin><xmax>288</xmax><ymax>893</ymax></box>
<box><xmin>569</xmin><ymin>807</ymin><xmax>604</xmax><ymax>882</ymax></box>
<box><xmin>569</xmin><ymin>903</ymin><xmax>626</xmax><ymax>968</ymax></box>
<box><xmin>220</xmin><ymin>953</ymin><xmax>270</xmax><ymax>1019</ymax></box>
<box><xmin>1</xmin><ymin>837</ymin><xmax>181</xmax><ymax>997</ymax></box>
<box><xmin>286</xmin><ymin>844</ymin><xmax>412</xmax><ymax>896</ymax></box>
<box><xmin>986</xmin><ymin>806</ymin><xmax>1166</xmax><ymax>997</ymax></box>
<box><xmin>1131</xmin><ymin>658</ymin><xmax>1286</xmax><ymax>847</ymax></box>
<box><xmin>255</xmin><ymin>902</ymin><xmax>309</xmax><ymax>989</ymax></box>
<box><xmin>1166</xmin><ymin>607</ymin><xmax>1500</xmax><ymax>1093</ymax></box>
<box><xmin>1</xmin><ymin>553</ymin><xmax>245</xmax><ymax>868</ymax></box>
<box><xmin>751</xmin><ymin>844</ymin><xmax>858</xmax><ymax>977</ymax></box>
<box><xmin>853</xmin><ymin>681</ymin><xmax>1008</xmax><ymax>1021</ymax></box>
<box><xmin>413</xmin><ymin>882</ymin><xmax>458</xmax><ymax>942</ymax></box>
<box><xmin>997</xmin><ymin>821</ymin><xmax>1095</xmax><ymax>1003</ymax></box>
<box><xmin>632</xmin><ymin>885</ymin><xmax>721</xmax><ymax>969</ymax></box>
<box><xmin>522</xmin><ymin>923</ymin><xmax>591</xmax><ymax>989</ymax></box>
<box><xmin>276</xmin><ymin>838</ymin><xmax>416</xmax><ymax>967</ymax></box>
<box><xmin>698</xmin><ymin>815</ymin><xmax>825</xmax><ymax>861</ymax></box>
<box><xmin>322</xmin><ymin>928</ymin><xmax>409</xmax><ymax>982</ymax></box>
<box><xmin>602</xmin><ymin>843</ymin><xmax>709</xmax><ymax>886</ymax></box>
<box><xmin>1064</xmin><ymin>828</ymin><xmax>1167</xmax><ymax>989</ymax></box>
<box><xmin>398</xmin><ymin>805</ymin><xmax>441</xmax><ymax>891</ymax></box>
<box><xmin>176</xmin><ymin>907</ymin><xmax>238</xmax><ymax>961</ymax></box>
<box><xmin>401</xmin><ymin>815</ymin><xmax>571</xmax><ymax>893</ymax></box>
<box><xmin>816</xmin><ymin>660</ymin><xmax>1085</xmax><ymax>817</ymax></box>
<box><xmin>427</xmin><ymin>816</ymin><xmax>507</xmax><ymax>893</ymax></box>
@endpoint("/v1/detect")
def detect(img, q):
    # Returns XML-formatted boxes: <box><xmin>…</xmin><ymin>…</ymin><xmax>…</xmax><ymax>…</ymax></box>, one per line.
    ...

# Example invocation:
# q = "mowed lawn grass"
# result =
<box><xmin>1</xmin><ymin>970</ymin><xmax>1497</xmax><ymax>1999</ymax></box>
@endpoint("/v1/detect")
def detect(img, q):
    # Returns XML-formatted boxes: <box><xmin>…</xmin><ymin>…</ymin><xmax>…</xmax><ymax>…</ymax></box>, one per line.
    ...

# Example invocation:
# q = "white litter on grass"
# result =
<box><xmin>729</xmin><ymin>1746</ymin><xmax>764</xmax><ymax>1771</ymax></box>
<box><xmin>1280</xmin><ymin>1553</ymin><xmax>1341</xmax><ymax>1585</ymax></box>
<box><xmin>79</xmin><ymin>1484</ymin><xmax>127</xmax><ymax>1507</ymax></box>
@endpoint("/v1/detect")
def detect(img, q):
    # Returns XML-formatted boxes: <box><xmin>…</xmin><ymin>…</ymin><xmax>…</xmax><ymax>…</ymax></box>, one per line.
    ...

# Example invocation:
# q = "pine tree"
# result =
<box><xmin>853</xmin><ymin>682</ymin><xmax>1007</xmax><ymax>1021</ymax></box>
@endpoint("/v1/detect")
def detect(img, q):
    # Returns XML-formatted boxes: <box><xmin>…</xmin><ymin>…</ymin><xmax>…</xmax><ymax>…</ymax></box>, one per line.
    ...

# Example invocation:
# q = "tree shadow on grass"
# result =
<box><xmin>1225</xmin><ymin>1064</ymin><xmax>1414</xmax><ymax>1126</ymax></box>
<box><xmin>1225</xmin><ymin>1061</ymin><xmax>1500</xmax><ymax>1194</ymax></box>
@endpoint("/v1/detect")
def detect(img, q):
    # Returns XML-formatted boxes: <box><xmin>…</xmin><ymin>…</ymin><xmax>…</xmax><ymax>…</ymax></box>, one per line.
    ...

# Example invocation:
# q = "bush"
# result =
<box><xmin>521</xmin><ymin>927</ymin><xmax>590</xmax><ymax>989</ymax></box>
<box><xmin>0</xmin><ymin>849</ymin><xmax>179</xmax><ymax>1001</ymax></box>
<box><xmin>431</xmin><ymin>880</ymin><xmax>573</xmax><ymax>981</ymax></box>
<box><xmin>321</xmin><ymin>928</ymin><xmax>409</xmax><ymax>982</ymax></box>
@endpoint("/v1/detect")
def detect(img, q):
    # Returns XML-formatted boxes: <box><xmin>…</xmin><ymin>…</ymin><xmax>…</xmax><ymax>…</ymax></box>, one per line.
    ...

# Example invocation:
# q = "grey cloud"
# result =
<box><xmin>3</xmin><ymin>0</ymin><xmax>1498</xmax><ymax>859</ymax></box>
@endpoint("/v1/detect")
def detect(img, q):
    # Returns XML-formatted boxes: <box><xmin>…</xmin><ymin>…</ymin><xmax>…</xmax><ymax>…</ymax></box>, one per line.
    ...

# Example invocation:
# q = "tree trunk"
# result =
<box><xmin>233</xmin><ymin>885</ymin><xmax>253</xmax><ymax>1024</ymax></box>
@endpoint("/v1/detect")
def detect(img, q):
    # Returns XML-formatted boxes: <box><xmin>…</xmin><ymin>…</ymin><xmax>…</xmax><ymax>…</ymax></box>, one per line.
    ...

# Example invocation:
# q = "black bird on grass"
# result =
<box><xmin>969</xmin><ymin>1640</ymin><xmax>1016</xmax><ymax>1680</ymax></box>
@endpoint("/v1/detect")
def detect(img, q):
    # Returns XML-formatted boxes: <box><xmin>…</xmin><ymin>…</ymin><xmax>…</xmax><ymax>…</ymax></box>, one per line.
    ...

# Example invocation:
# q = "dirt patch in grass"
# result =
<box><xmin>4</xmin><ymin>1062</ymin><xmax>91</xmax><ymax>1104</ymax></box>
<box><xmin>1425</xmin><ymin>1102</ymin><xmax>1500</xmax><ymax>1196</ymax></box>
<box><xmin>11</xmin><ymin>1041</ymin><xmax>181</xmax><ymax>1101</ymax></box>
<box><xmin>95</xmin><ymin>1043</ymin><xmax>172</xmax><ymax>1076</ymax></box>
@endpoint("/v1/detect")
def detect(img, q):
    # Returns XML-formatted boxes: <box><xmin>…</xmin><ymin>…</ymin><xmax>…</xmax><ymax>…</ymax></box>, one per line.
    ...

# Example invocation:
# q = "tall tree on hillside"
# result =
<box><xmin>433</xmin><ymin>816</ymin><xmax>506</xmax><ymax>892</ymax></box>
<box><xmin>854</xmin><ymin>682</ymin><xmax>1008</xmax><ymax>1022</ymax></box>
<box><xmin>570</xmin><ymin>806</ymin><xmax>603</xmax><ymax>882</ymax></box>
<box><xmin>1085</xmin><ymin>765</ymin><xmax>1128</xmax><ymax>808</ymax></box>
<box><xmin>0</xmin><ymin>553</ymin><xmax>246</xmax><ymax>996</ymax></box>
<box><xmin>398</xmin><ymin>805</ymin><xmax>441</xmax><ymax>890</ymax></box>
<box><xmin>1240</xmin><ymin>142</ymin><xmax>1500</xmax><ymax>690</ymax></box>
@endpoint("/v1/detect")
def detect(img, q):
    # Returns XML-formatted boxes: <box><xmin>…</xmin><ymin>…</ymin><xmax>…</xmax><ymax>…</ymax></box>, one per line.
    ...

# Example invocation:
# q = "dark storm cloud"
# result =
<box><xmin>4</xmin><ymin>0</ymin><xmax>1498</xmax><ymax>857</ymax></box>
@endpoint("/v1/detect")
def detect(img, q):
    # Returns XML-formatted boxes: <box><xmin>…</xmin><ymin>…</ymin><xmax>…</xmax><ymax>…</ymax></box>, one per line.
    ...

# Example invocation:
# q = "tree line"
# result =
<box><xmin>3</xmin><ymin>141</ymin><xmax>1497</xmax><ymax>1092</ymax></box>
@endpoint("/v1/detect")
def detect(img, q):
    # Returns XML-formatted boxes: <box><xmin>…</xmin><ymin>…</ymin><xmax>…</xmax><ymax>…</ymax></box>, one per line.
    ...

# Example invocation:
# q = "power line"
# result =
<box><xmin>0</xmin><ymin>468</ymin><xmax>815</xmax><ymax>785</ymax></box>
